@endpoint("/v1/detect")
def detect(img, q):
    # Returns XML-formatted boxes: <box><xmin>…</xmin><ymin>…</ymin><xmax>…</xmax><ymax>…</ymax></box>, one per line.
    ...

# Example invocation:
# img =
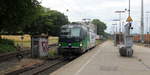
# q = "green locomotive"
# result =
<box><xmin>58</xmin><ymin>24</ymin><xmax>96</xmax><ymax>56</ymax></box>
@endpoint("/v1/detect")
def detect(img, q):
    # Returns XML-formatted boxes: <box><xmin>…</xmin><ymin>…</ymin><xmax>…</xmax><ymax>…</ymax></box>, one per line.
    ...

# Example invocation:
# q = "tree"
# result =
<box><xmin>47</xmin><ymin>10</ymin><xmax>69</xmax><ymax>36</ymax></box>
<box><xmin>24</xmin><ymin>8</ymin><xmax>69</xmax><ymax>36</ymax></box>
<box><xmin>0</xmin><ymin>0</ymin><xmax>41</xmax><ymax>34</ymax></box>
<box><xmin>92</xmin><ymin>19</ymin><xmax>107</xmax><ymax>36</ymax></box>
<box><xmin>0</xmin><ymin>1</ymin><xmax>68</xmax><ymax>36</ymax></box>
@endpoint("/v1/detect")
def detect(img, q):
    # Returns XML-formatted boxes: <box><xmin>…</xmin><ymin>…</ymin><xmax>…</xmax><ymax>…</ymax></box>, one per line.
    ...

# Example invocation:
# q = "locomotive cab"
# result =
<box><xmin>58</xmin><ymin>25</ymin><xmax>89</xmax><ymax>56</ymax></box>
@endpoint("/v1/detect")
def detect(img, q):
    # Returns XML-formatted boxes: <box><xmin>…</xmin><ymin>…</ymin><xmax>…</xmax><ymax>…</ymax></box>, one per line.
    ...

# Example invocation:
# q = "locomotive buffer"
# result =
<box><xmin>119</xmin><ymin>16</ymin><xmax>133</xmax><ymax>57</ymax></box>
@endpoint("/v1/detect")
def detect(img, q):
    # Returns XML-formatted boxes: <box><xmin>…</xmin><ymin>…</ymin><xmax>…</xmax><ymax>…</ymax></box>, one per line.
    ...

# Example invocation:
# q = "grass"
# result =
<box><xmin>2</xmin><ymin>35</ymin><xmax>31</xmax><ymax>47</ymax></box>
<box><xmin>1</xmin><ymin>35</ymin><xmax>58</xmax><ymax>48</ymax></box>
<box><xmin>15</xmin><ymin>41</ymin><xmax>31</xmax><ymax>48</ymax></box>
<box><xmin>96</xmin><ymin>40</ymin><xmax>101</xmax><ymax>44</ymax></box>
<box><xmin>48</xmin><ymin>48</ymin><xmax>57</xmax><ymax>57</ymax></box>
<box><xmin>0</xmin><ymin>44</ymin><xmax>16</xmax><ymax>53</ymax></box>
<box><xmin>0</xmin><ymin>38</ymin><xmax>16</xmax><ymax>53</ymax></box>
<box><xmin>0</xmin><ymin>35</ymin><xmax>58</xmax><ymax>54</ymax></box>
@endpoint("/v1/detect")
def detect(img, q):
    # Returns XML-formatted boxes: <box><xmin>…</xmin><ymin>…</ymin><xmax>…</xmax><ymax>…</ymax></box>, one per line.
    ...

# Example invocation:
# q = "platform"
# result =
<box><xmin>51</xmin><ymin>41</ymin><xmax>150</xmax><ymax>75</ymax></box>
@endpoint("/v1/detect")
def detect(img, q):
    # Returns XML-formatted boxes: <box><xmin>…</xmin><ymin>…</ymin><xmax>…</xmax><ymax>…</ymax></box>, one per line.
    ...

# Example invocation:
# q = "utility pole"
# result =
<box><xmin>115</xmin><ymin>11</ymin><xmax>125</xmax><ymax>33</ymax></box>
<box><xmin>112</xmin><ymin>19</ymin><xmax>120</xmax><ymax>33</ymax></box>
<box><xmin>112</xmin><ymin>24</ymin><xmax>117</xmax><ymax>34</ymax></box>
<box><xmin>145</xmin><ymin>12</ymin><xmax>150</xmax><ymax>33</ymax></box>
<box><xmin>141</xmin><ymin>0</ymin><xmax>144</xmax><ymax>43</ymax></box>
<box><xmin>129</xmin><ymin>0</ymin><xmax>131</xmax><ymax>17</ymax></box>
<box><xmin>112</xmin><ymin>23</ymin><xmax>117</xmax><ymax>46</ymax></box>
<box><xmin>128</xmin><ymin>0</ymin><xmax>131</xmax><ymax>34</ymax></box>
<box><xmin>145</xmin><ymin>11</ymin><xmax>150</xmax><ymax>44</ymax></box>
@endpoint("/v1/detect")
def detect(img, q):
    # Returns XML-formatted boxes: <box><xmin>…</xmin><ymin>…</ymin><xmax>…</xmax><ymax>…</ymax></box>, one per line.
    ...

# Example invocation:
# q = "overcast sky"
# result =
<box><xmin>39</xmin><ymin>0</ymin><xmax>150</xmax><ymax>34</ymax></box>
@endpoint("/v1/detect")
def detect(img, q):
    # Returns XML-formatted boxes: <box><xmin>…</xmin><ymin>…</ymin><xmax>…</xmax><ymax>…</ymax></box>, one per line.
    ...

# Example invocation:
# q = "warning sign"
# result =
<box><xmin>126</xmin><ymin>16</ymin><xmax>133</xmax><ymax>22</ymax></box>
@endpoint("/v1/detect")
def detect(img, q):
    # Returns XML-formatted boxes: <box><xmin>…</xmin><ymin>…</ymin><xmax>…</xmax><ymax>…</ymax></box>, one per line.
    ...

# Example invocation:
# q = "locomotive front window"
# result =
<box><xmin>60</xmin><ymin>27</ymin><xmax>80</xmax><ymax>37</ymax></box>
<box><xmin>60</xmin><ymin>28</ymin><xmax>71</xmax><ymax>37</ymax></box>
<box><xmin>71</xmin><ymin>28</ymin><xmax>80</xmax><ymax>37</ymax></box>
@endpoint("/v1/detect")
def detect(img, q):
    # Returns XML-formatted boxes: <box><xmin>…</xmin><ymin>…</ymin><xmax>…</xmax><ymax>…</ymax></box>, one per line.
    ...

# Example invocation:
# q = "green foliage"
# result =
<box><xmin>0</xmin><ymin>39</ymin><xmax>16</xmax><ymax>53</ymax></box>
<box><xmin>0</xmin><ymin>0</ymin><xmax>41</xmax><ymax>34</ymax></box>
<box><xmin>0</xmin><ymin>39</ymin><xmax>15</xmax><ymax>46</ymax></box>
<box><xmin>25</xmin><ymin>8</ymin><xmax>69</xmax><ymax>36</ymax></box>
<box><xmin>0</xmin><ymin>44</ymin><xmax>16</xmax><ymax>53</ymax></box>
<box><xmin>92</xmin><ymin>19</ymin><xmax>107</xmax><ymax>36</ymax></box>
<box><xmin>103</xmin><ymin>32</ymin><xmax>111</xmax><ymax>39</ymax></box>
<box><xmin>48</xmin><ymin>49</ymin><xmax>57</xmax><ymax>57</ymax></box>
<box><xmin>0</xmin><ymin>1</ymin><xmax>69</xmax><ymax>36</ymax></box>
<box><xmin>71</xmin><ymin>22</ymin><xmax>81</xmax><ymax>25</ymax></box>
<box><xmin>46</xmin><ymin>10</ymin><xmax>69</xmax><ymax>36</ymax></box>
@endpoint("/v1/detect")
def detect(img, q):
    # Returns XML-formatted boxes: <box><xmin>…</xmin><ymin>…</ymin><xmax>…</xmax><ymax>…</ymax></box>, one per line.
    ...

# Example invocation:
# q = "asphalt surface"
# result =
<box><xmin>50</xmin><ymin>41</ymin><xmax>150</xmax><ymax>75</ymax></box>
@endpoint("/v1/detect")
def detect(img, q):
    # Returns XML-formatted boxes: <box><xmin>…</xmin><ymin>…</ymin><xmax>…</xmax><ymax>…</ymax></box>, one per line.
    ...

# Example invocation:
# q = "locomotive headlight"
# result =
<box><xmin>59</xmin><ymin>44</ymin><xmax>61</xmax><ymax>46</ymax></box>
<box><xmin>80</xmin><ymin>43</ymin><xmax>83</xmax><ymax>46</ymax></box>
<box><xmin>69</xmin><ymin>43</ymin><xmax>71</xmax><ymax>46</ymax></box>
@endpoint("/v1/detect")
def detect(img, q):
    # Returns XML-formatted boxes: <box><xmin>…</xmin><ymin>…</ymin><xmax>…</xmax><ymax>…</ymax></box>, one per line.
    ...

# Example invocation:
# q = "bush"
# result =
<box><xmin>48</xmin><ymin>49</ymin><xmax>57</xmax><ymax>57</ymax></box>
<box><xmin>0</xmin><ymin>39</ymin><xmax>16</xmax><ymax>53</ymax></box>
<box><xmin>0</xmin><ymin>39</ymin><xmax>15</xmax><ymax>45</ymax></box>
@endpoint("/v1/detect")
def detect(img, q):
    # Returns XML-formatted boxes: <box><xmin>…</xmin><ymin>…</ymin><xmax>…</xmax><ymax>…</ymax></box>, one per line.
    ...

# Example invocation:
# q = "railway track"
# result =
<box><xmin>4</xmin><ymin>42</ymin><xmax>102</xmax><ymax>75</ymax></box>
<box><xmin>0</xmin><ymin>50</ymin><xmax>31</xmax><ymax>62</ymax></box>
<box><xmin>6</xmin><ymin>58</ymin><xmax>68</xmax><ymax>75</ymax></box>
<box><xmin>0</xmin><ymin>43</ymin><xmax>58</xmax><ymax>62</ymax></box>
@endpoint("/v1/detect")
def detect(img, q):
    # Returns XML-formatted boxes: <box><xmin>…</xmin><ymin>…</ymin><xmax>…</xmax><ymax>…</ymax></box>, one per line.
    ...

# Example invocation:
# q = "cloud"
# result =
<box><xmin>39</xmin><ymin>0</ymin><xmax>150</xmax><ymax>33</ymax></box>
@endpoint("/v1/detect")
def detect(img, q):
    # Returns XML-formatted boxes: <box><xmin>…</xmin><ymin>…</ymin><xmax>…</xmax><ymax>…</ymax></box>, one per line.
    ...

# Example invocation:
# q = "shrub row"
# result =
<box><xmin>0</xmin><ymin>39</ymin><xmax>16</xmax><ymax>53</ymax></box>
